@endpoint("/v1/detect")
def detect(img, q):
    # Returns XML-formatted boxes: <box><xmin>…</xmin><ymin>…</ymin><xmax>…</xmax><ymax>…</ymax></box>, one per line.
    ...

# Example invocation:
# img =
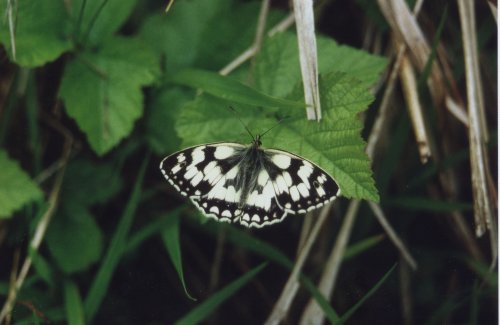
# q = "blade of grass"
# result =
<box><xmin>383</xmin><ymin>197</ymin><xmax>473</xmax><ymax>212</ymax></box>
<box><xmin>126</xmin><ymin>207</ymin><xmax>185</xmax><ymax>253</ymax></box>
<box><xmin>28</xmin><ymin>247</ymin><xmax>54</xmax><ymax>287</ymax></box>
<box><xmin>343</xmin><ymin>234</ymin><xmax>385</xmax><ymax>261</ymax></box>
<box><xmin>161</xmin><ymin>210</ymin><xmax>195</xmax><ymax>301</ymax></box>
<box><xmin>63</xmin><ymin>279</ymin><xmax>85</xmax><ymax>325</ymax></box>
<box><xmin>300</xmin><ymin>277</ymin><xmax>340</xmax><ymax>323</ymax></box>
<box><xmin>170</xmin><ymin>69</ymin><xmax>305</xmax><ymax>109</ymax></box>
<box><xmin>83</xmin><ymin>153</ymin><xmax>150</xmax><ymax>321</ymax></box>
<box><xmin>417</xmin><ymin>6</ymin><xmax>448</xmax><ymax>91</ymax></box>
<box><xmin>333</xmin><ymin>263</ymin><xmax>398</xmax><ymax>325</ymax></box>
<box><xmin>199</xmin><ymin>221</ymin><xmax>394</xmax><ymax>320</ymax></box>
<box><xmin>173</xmin><ymin>263</ymin><xmax>267</xmax><ymax>325</ymax></box>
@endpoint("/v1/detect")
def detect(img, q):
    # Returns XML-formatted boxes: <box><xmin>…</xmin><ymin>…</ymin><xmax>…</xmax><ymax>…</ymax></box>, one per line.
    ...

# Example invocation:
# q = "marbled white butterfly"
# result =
<box><xmin>160</xmin><ymin>134</ymin><xmax>341</xmax><ymax>228</ymax></box>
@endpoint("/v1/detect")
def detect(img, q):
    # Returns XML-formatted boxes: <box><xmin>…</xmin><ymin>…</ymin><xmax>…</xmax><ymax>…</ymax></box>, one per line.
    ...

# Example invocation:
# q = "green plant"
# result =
<box><xmin>0</xmin><ymin>0</ymin><xmax>496</xmax><ymax>324</ymax></box>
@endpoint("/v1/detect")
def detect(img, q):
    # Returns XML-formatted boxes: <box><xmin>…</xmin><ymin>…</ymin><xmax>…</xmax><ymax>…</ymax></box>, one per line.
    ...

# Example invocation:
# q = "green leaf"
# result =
<box><xmin>59</xmin><ymin>36</ymin><xmax>159</xmax><ymax>155</ymax></box>
<box><xmin>63</xmin><ymin>279</ymin><xmax>86</xmax><ymax>325</ymax></box>
<box><xmin>176</xmin><ymin>95</ymin><xmax>261</xmax><ymax>147</ymax></box>
<box><xmin>126</xmin><ymin>209</ymin><xmax>185</xmax><ymax>252</ymax></box>
<box><xmin>0</xmin><ymin>1</ymin><xmax>72</xmax><ymax>67</ymax></box>
<box><xmin>29</xmin><ymin>247</ymin><xmax>55</xmax><ymax>286</ymax></box>
<box><xmin>61</xmin><ymin>159</ymin><xmax>123</xmax><ymax>206</ymax></box>
<box><xmin>140</xmin><ymin>0</ymin><xmax>282</xmax><ymax>73</ymax></box>
<box><xmin>266</xmin><ymin>72</ymin><xmax>378</xmax><ymax>201</ymax></box>
<box><xmin>161</xmin><ymin>211</ymin><xmax>195</xmax><ymax>300</ymax></box>
<box><xmin>140</xmin><ymin>0</ymin><xmax>228</xmax><ymax>73</ymax></box>
<box><xmin>84</xmin><ymin>154</ymin><xmax>149</xmax><ymax>321</ymax></box>
<box><xmin>255</xmin><ymin>32</ymin><xmax>387</xmax><ymax>97</ymax></box>
<box><xmin>171</xmin><ymin>69</ymin><xmax>305</xmax><ymax>109</ymax></box>
<box><xmin>0</xmin><ymin>150</ymin><xmax>43</xmax><ymax>218</ymax></box>
<box><xmin>176</xmin><ymin>72</ymin><xmax>379</xmax><ymax>201</ymax></box>
<box><xmin>302</xmin><ymin>277</ymin><xmax>341</xmax><ymax>323</ymax></box>
<box><xmin>174</xmin><ymin>263</ymin><xmax>266</xmax><ymax>325</ymax></box>
<box><xmin>145</xmin><ymin>87</ymin><xmax>192</xmax><ymax>155</ymax></box>
<box><xmin>69</xmin><ymin>0</ymin><xmax>138</xmax><ymax>46</ymax></box>
<box><xmin>46</xmin><ymin>206</ymin><xmax>103</xmax><ymax>274</ymax></box>
<box><xmin>316</xmin><ymin>35</ymin><xmax>387</xmax><ymax>88</ymax></box>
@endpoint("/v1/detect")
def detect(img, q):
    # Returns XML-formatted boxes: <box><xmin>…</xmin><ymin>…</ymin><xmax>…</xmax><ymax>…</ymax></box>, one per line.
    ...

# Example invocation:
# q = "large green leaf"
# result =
<box><xmin>139</xmin><ymin>0</ymin><xmax>228</xmax><ymax>73</ymax></box>
<box><xmin>262</xmin><ymin>72</ymin><xmax>378</xmax><ymax>200</ymax></box>
<box><xmin>0</xmin><ymin>1</ymin><xmax>72</xmax><ymax>67</ymax></box>
<box><xmin>255</xmin><ymin>32</ymin><xmax>387</xmax><ymax>97</ymax></box>
<box><xmin>139</xmin><ymin>0</ymin><xmax>282</xmax><ymax>73</ymax></box>
<box><xmin>145</xmin><ymin>87</ymin><xmax>192</xmax><ymax>155</ymax></box>
<box><xmin>176</xmin><ymin>72</ymin><xmax>378</xmax><ymax>201</ymax></box>
<box><xmin>59</xmin><ymin>36</ymin><xmax>159</xmax><ymax>155</ymax></box>
<box><xmin>171</xmin><ymin>69</ymin><xmax>305</xmax><ymax>109</ymax></box>
<box><xmin>46</xmin><ymin>206</ymin><xmax>103</xmax><ymax>274</ymax></box>
<box><xmin>69</xmin><ymin>0</ymin><xmax>138</xmax><ymax>46</ymax></box>
<box><xmin>0</xmin><ymin>150</ymin><xmax>43</xmax><ymax>218</ymax></box>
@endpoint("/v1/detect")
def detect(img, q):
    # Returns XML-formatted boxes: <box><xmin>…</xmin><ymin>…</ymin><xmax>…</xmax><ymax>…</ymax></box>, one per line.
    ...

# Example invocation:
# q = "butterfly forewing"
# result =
<box><xmin>160</xmin><ymin>143</ymin><xmax>244</xmax><ymax>198</ymax></box>
<box><xmin>160</xmin><ymin>141</ymin><xmax>341</xmax><ymax>228</ymax></box>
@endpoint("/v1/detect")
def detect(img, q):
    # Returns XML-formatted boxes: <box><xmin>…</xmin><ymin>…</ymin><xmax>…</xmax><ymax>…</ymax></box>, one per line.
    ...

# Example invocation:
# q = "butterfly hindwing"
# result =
<box><xmin>264</xmin><ymin>149</ymin><xmax>340</xmax><ymax>214</ymax></box>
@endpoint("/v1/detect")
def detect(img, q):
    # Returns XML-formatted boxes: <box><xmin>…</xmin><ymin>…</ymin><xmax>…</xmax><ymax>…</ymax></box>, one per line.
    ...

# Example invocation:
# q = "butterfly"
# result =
<box><xmin>160</xmin><ymin>134</ymin><xmax>341</xmax><ymax>228</ymax></box>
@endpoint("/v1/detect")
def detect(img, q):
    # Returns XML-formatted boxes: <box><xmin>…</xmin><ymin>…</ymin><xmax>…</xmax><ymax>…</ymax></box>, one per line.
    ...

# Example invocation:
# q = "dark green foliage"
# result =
<box><xmin>0</xmin><ymin>1</ymin><xmax>496</xmax><ymax>324</ymax></box>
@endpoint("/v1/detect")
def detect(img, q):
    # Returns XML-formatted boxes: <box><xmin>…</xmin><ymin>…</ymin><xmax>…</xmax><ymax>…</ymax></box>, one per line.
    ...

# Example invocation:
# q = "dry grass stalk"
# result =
<box><xmin>457</xmin><ymin>0</ymin><xmax>497</xmax><ymax>261</ymax></box>
<box><xmin>293</xmin><ymin>0</ymin><xmax>321</xmax><ymax>120</ymax></box>
<box><xmin>399</xmin><ymin>54</ymin><xmax>431</xmax><ymax>163</ymax></box>
<box><xmin>377</xmin><ymin>0</ymin><xmax>445</xmax><ymax>106</ymax></box>
<box><xmin>264</xmin><ymin>202</ymin><xmax>334</xmax><ymax>325</ymax></box>
<box><xmin>299</xmin><ymin>200</ymin><xmax>361</xmax><ymax>325</ymax></box>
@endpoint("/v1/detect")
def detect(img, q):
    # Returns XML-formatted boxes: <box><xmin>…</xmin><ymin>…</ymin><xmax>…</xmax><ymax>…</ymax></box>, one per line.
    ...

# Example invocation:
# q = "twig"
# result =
<box><xmin>263</xmin><ymin>201</ymin><xmax>335</xmax><ymax>325</ymax></box>
<box><xmin>0</xmin><ymin>154</ymin><xmax>68</xmax><ymax>322</ymax></box>
<box><xmin>6</xmin><ymin>0</ymin><xmax>16</xmax><ymax>60</ymax></box>
<box><xmin>457</xmin><ymin>0</ymin><xmax>497</xmax><ymax>261</ymax></box>
<box><xmin>369</xmin><ymin>202</ymin><xmax>417</xmax><ymax>270</ymax></box>
<box><xmin>220</xmin><ymin>0</ymin><xmax>271</xmax><ymax>76</ymax></box>
<box><xmin>487</xmin><ymin>1</ymin><xmax>497</xmax><ymax>22</ymax></box>
<box><xmin>399</xmin><ymin>54</ymin><xmax>431</xmax><ymax>163</ymax></box>
<box><xmin>0</xmin><ymin>116</ymin><xmax>73</xmax><ymax>323</ymax></box>
<box><xmin>268</xmin><ymin>13</ymin><xmax>295</xmax><ymax>37</ymax></box>
<box><xmin>293</xmin><ymin>0</ymin><xmax>321</xmax><ymax>120</ymax></box>
<box><xmin>399</xmin><ymin>256</ymin><xmax>413</xmax><ymax>325</ymax></box>
<box><xmin>299</xmin><ymin>200</ymin><xmax>361</xmax><ymax>325</ymax></box>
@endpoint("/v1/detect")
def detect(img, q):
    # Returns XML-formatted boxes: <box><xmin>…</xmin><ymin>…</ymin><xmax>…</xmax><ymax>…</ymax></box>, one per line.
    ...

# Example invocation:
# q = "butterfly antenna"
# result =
<box><xmin>228</xmin><ymin>106</ymin><xmax>255</xmax><ymax>140</ymax></box>
<box><xmin>260</xmin><ymin>116</ymin><xmax>289</xmax><ymax>138</ymax></box>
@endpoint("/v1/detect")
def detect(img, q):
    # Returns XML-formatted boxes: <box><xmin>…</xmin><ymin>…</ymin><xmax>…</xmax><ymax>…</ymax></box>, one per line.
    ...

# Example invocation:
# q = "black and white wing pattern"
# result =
<box><xmin>160</xmin><ymin>139</ymin><xmax>341</xmax><ymax>228</ymax></box>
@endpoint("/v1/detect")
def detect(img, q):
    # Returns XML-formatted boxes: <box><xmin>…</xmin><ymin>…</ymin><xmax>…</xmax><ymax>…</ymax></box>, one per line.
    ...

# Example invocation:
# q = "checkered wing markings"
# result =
<box><xmin>265</xmin><ymin>149</ymin><xmax>340</xmax><ymax>214</ymax></box>
<box><xmin>190</xmin><ymin>148</ymin><xmax>286</xmax><ymax>228</ymax></box>
<box><xmin>159</xmin><ymin>143</ymin><xmax>243</xmax><ymax>198</ymax></box>
<box><xmin>161</xmin><ymin>142</ymin><xmax>340</xmax><ymax>228</ymax></box>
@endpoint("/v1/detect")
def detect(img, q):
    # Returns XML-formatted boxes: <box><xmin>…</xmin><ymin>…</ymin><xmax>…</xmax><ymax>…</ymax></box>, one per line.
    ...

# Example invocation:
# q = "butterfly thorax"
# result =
<box><xmin>227</xmin><ymin>136</ymin><xmax>269</xmax><ymax>208</ymax></box>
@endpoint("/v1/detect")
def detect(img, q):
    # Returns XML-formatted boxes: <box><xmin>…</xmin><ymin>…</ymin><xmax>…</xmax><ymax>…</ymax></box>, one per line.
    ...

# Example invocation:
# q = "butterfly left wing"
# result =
<box><xmin>160</xmin><ymin>143</ymin><xmax>244</xmax><ymax>198</ymax></box>
<box><xmin>263</xmin><ymin>149</ymin><xmax>341</xmax><ymax>215</ymax></box>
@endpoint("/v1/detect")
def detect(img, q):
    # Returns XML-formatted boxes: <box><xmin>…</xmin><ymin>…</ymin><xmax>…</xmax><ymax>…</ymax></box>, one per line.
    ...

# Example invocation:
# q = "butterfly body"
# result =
<box><xmin>160</xmin><ymin>136</ymin><xmax>340</xmax><ymax>228</ymax></box>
